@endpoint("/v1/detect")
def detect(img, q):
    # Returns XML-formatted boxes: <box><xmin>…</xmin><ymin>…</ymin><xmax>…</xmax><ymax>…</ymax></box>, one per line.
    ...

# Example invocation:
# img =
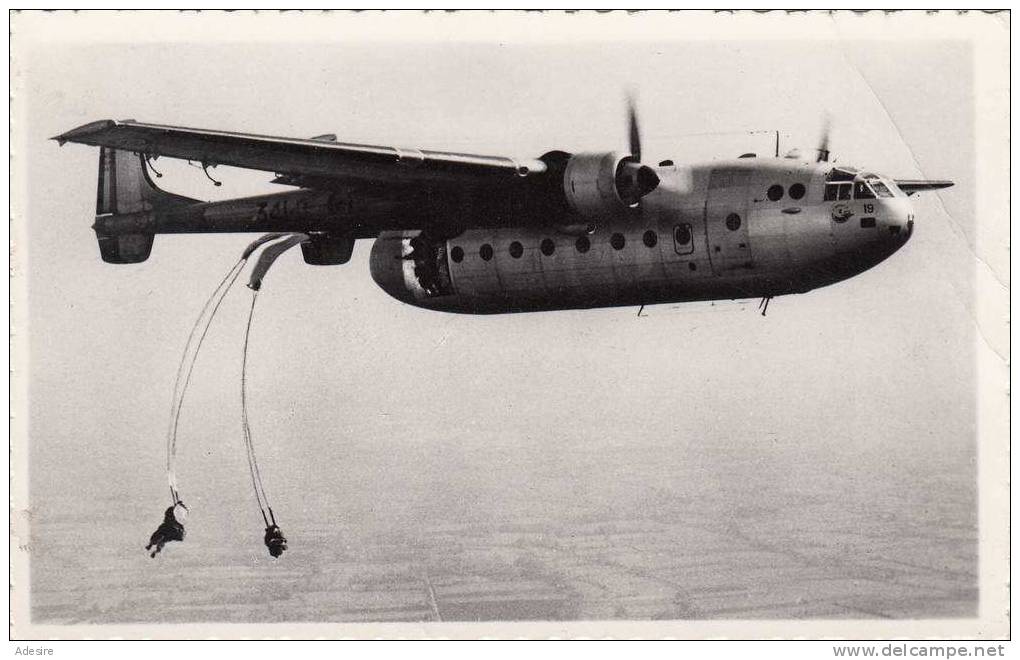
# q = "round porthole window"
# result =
<box><xmin>789</xmin><ymin>183</ymin><xmax>806</xmax><ymax>200</ymax></box>
<box><xmin>726</xmin><ymin>213</ymin><xmax>742</xmax><ymax>231</ymax></box>
<box><xmin>642</xmin><ymin>230</ymin><xmax>658</xmax><ymax>248</ymax></box>
<box><xmin>767</xmin><ymin>184</ymin><xmax>784</xmax><ymax>201</ymax></box>
<box><xmin>450</xmin><ymin>246</ymin><xmax>464</xmax><ymax>263</ymax></box>
<box><xmin>575</xmin><ymin>236</ymin><xmax>591</xmax><ymax>254</ymax></box>
<box><xmin>674</xmin><ymin>224</ymin><xmax>692</xmax><ymax>245</ymax></box>
<box><xmin>610</xmin><ymin>233</ymin><xmax>626</xmax><ymax>250</ymax></box>
<box><xmin>509</xmin><ymin>241</ymin><xmax>523</xmax><ymax>259</ymax></box>
<box><xmin>479</xmin><ymin>244</ymin><xmax>493</xmax><ymax>261</ymax></box>
<box><xmin>540</xmin><ymin>238</ymin><xmax>555</xmax><ymax>256</ymax></box>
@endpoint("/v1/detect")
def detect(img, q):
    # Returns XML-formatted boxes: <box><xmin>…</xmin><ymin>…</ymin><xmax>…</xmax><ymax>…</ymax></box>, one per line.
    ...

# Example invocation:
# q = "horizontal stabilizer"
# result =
<box><xmin>894</xmin><ymin>179</ymin><xmax>954</xmax><ymax>195</ymax></box>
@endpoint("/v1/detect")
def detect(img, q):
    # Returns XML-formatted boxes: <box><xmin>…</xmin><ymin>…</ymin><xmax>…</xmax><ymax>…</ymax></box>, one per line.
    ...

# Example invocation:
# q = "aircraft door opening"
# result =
<box><xmin>401</xmin><ymin>232</ymin><xmax>455</xmax><ymax>298</ymax></box>
<box><xmin>705</xmin><ymin>168</ymin><xmax>753</xmax><ymax>274</ymax></box>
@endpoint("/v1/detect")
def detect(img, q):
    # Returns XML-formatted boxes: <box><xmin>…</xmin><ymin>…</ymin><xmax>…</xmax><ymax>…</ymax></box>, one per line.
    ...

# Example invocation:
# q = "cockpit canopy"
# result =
<box><xmin>824</xmin><ymin>167</ymin><xmax>897</xmax><ymax>201</ymax></box>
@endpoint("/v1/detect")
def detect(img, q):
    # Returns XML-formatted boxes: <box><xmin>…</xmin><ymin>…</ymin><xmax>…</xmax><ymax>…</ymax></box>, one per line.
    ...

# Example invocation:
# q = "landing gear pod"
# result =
<box><xmin>300</xmin><ymin>233</ymin><xmax>355</xmax><ymax>265</ymax></box>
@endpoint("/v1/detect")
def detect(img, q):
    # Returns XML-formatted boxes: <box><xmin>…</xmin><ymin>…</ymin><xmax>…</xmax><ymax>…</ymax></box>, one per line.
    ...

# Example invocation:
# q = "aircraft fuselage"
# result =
<box><xmin>369</xmin><ymin>157</ymin><xmax>915</xmax><ymax>314</ymax></box>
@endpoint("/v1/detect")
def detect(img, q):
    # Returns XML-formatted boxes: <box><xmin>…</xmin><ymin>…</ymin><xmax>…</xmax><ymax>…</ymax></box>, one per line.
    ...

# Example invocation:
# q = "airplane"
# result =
<box><xmin>54</xmin><ymin>107</ymin><xmax>953</xmax><ymax>315</ymax></box>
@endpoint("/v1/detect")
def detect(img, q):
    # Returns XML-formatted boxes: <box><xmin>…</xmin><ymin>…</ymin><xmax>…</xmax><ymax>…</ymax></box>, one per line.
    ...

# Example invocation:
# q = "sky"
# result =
<box><xmin>9</xmin><ymin>11</ymin><xmax>1010</xmax><ymax>630</ymax></box>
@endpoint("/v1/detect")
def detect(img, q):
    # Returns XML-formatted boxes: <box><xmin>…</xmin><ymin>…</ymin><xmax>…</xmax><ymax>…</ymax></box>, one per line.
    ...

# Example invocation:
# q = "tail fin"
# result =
<box><xmin>94</xmin><ymin>148</ymin><xmax>198</xmax><ymax>263</ymax></box>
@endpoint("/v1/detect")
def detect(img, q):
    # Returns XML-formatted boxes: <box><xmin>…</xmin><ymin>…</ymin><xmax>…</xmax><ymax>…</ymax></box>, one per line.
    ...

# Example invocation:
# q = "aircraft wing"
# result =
<box><xmin>894</xmin><ymin>179</ymin><xmax>954</xmax><ymax>195</ymax></box>
<box><xmin>54</xmin><ymin>119</ymin><xmax>549</xmax><ymax>191</ymax></box>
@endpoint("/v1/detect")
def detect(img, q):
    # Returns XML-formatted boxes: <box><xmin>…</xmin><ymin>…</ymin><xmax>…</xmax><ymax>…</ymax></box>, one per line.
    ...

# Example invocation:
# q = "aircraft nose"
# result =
<box><xmin>882</xmin><ymin>198</ymin><xmax>914</xmax><ymax>243</ymax></box>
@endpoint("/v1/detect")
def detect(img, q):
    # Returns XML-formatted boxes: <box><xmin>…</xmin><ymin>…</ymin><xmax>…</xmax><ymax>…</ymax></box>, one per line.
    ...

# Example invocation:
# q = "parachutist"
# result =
<box><xmin>264</xmin><ymin>524</ymin><xmax>287</xmax><ymax>558</ymax></box>
<box><xmin>146</xmin><ymin>501</ymin><xmax>188</xmax><ymax>558</ymax></box>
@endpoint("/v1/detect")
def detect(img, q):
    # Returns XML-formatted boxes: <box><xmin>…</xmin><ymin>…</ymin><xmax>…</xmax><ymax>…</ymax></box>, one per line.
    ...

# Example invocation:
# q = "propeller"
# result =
<box><xmin>816</xmin><ymin>113</ymin><xmax>832</xmax><ymax>163</ymax></box>
<box><xmin>616</xmin><ymin>92</ymin><xmax>659</xmax><ymax>205</ymax></box>
<box><xmin>627</xmin><ymin>93</ymin><xmax>642</xmax><ymax>162</ymax></box>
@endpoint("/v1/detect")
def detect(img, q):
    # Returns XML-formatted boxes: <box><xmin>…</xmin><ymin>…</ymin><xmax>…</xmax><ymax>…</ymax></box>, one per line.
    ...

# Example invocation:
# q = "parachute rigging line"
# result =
<box><xmin>164</xmin><ymin>232</ymin><xmax>290</xmax><ymax>506</ymax></box>
<box><xmin>166</xmin><ymin>258</ymin><xmax>245</xmax><ymax>504</ymax></box>
<box><xmin>239</xmin><ymin>290</ymin><xmax>274</xmax><ymax>528</ymax></box>
<box><xmin>237</xmin><ymin>233</ymin><xmax>309</xmax><ymax>531</ymax></box>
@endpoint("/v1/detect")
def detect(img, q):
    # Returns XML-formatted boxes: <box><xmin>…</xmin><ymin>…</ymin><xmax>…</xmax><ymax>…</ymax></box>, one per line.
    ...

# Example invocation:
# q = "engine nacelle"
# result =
<box><xmin>562</xmin><ymin>151</ymin><xmax>659</xmax><ymax>220</ymax></box>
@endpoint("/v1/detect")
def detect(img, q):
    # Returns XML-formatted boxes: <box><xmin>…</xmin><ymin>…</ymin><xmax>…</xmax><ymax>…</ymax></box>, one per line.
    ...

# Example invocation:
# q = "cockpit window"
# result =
<box><xmin>870</xmin><ymin>181</ymin><xmax>894</xmax><ymax>198</ymax></box>
<box><xmin>860</xmin><ymin>173</ymin><xmax>895</xmax><ymax>198</ymax></box>
<box><xmin>826</xmin><ymin>167</ymin><xmax>858</xmax><ymax>183</ymax></box>
<box><xmin>853</xmin><ymin>182</ymin><xmax>876</xmax><ymax>199</ymax></box>
<box><xmin>824</xmin><ymin>182</ymin><xmax>852</xmax><ymax>201</ymax></box>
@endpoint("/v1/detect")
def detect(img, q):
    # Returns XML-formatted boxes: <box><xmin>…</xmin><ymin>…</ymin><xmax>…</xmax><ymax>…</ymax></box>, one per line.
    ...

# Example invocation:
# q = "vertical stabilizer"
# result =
<box><xmin>94</xmin><ymin>149</ymin><xmax>198</xmax><ymax>263</ymax></box>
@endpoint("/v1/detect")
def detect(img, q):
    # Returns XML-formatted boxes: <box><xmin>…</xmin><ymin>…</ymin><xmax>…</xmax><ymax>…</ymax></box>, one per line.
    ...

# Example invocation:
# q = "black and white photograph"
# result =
<box><xmin>9</xmin><ymin>10</ymin><xmax>1010</xmax><ymax>642</ymax></box>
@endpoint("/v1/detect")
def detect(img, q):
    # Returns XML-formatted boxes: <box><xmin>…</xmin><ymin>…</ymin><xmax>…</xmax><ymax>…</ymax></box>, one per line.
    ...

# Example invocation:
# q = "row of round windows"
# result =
<box><xmin>449</xmin><ymin>228</ymin><xmax>682</xmax><ymax>263</ymax></box>
<box><xmin>766</xmin><ymin>183</ymin><xmax>806</xmax><ymax>202</ymax></box>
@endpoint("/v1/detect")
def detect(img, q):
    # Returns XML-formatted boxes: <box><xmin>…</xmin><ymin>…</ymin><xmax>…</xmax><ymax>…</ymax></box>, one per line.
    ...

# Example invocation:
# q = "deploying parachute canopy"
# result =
<box><xmin>247</xmin><ymin>233</ymin><xmax>310</xmax><ymax>291</ymax></box>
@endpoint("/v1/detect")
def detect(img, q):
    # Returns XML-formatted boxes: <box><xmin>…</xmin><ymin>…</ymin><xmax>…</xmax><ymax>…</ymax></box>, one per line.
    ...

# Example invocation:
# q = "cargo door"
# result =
<box><xmin>705</xmin><ymin>168</ymin><xmax>753</xmax><ymax>274</ymax></box>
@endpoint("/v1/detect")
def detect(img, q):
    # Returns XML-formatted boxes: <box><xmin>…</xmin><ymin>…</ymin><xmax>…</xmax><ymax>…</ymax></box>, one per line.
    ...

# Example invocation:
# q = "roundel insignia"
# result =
<box><xmin>832</xmin><ymin>203</ymin><xmax>854</xmax><ymax>223</ymax></box>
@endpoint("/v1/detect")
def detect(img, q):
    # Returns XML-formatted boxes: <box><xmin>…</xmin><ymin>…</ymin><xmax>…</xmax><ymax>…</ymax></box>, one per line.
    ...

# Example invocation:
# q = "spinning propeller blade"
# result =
<box><xmin>817</xmin><ymin>113</ymin><xmax>832</xmax><ymax>163</ymax></box>
<box><xmin>627</xmin><ymin>93</ymin><xmax>642</xmax><ymax>162</ymax></box>
<box><xmin>616</xmin><ymin>93</ymin><xmax>658</xmax><ymax>205</ymax></box>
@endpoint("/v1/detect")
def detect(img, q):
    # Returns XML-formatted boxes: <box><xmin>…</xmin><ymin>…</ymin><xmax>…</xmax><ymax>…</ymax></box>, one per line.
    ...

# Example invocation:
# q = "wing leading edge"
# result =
<box><xmin>894</xmin><ymin>179</ymin><xmax>955</xmax><ymax>195</ymax></box>
<box><xmin>54</xmin><ymin>119</ymin><xmax>549</xmax><ymax>190</ymax></box>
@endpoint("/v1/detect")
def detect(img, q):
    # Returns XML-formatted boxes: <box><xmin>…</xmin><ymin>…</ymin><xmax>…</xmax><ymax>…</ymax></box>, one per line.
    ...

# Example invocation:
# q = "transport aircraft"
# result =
<box><xmin>55</xmin><ymin>107</ymin><xmax>952</xmax><ymax>315</ymax></box>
